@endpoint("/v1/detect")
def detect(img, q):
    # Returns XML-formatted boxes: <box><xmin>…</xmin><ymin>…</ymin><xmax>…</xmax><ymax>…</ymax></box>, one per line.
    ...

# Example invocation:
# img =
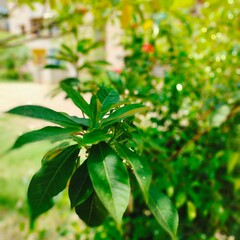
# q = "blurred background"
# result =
<box><xmin>0</xmin><ymin>0</ymin><xmax>239</xmax><ymax>239</ymax></box>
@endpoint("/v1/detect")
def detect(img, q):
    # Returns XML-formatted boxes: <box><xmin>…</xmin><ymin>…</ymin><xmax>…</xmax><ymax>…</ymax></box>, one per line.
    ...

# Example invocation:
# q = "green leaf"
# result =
<box><xmin>77</xmin><ymin>39</ymin><xmax>92</xmax><ymax>53</ymax></box>
<box><xmin>77</xmin><ymin>39</ymin><xmax>102</xmax><ymax>54</ymax></box>
<box><xmin>89</xmin><ymin>94</ymin><xmax>101</xmax><ymax>128</ymax></box>
<box><xmin>227</xmin><ymin>151</ymin><xmax>240</xmax><ymax>174</ymax></box>
<box><xmin>67</xmin><ymin>116</ymin><xmax>90</xmax><ymax>128</ymax></box>
<box><xmin>107</xmin><ymin>71</ymin><xmax>124</xmax><ymax>94</ymax></box>
<box><xmin>44</xmin><ymin>64</ymin><xmax>66</xmax><ymax>70</ymax></box>
<box><xmin>12</xmin><ymin>126</ymin><xmax>79</xmax><ymax>149</ymax></box>
<box><xmin>187</xmin><ymin>201</ymin><xmax>197</xmax><ymax>221</ymax></box>
<box><xmin>101</xmin><ymin>104</ymin><xmax>148</xmax><ymax>126</ymax></box>
<box><xmin>82</xmin><ymin>129</ymin><xmax>111</xmax><ymax>146</ymax></box>
<box><xmin>97</xmin><ymin>87</ymin><xmax>120</xmax><ymax>116</ymax></box>
<box><xmin>61</xmin><ymin>43</ymin><xmax>74</xmax><ymax>56</ymax></box>
<box><xmin>28</xmin><ymin>144</ymin><xmax>80</xmax><ymax>227</ymax></box>
<box><xmin>68</xmin><ymin>161</ymin><xmax>93</xmax><ymax>208</ymax></box>
<box><xmin>60</xmin><ymin>82</ymin><xmax>92</xmax><ymax>118</ymax></box>
<box><xmin>87</xmin><ymin>142</ymin><xmax>130</xmax><ymax>224</ymax></box>
<box><xmin>6</xmin><ymin>105</ymin><xmax>80</xmax><ymax>128</ymax></box>
<box><xmin>75</xmin><ymin>192</ymin><xmax>108</xmax><ymax>227</ymax></box>
<box><xmin>147</xmin><ymin>185</ymin><xmax>179</xmax><ymax>240</ymax></box>
<box><xmin>60</xmin><ymin>77</ymin><xmax>80</xmax><ymax>87</ymax></box>
<box><xmin>114</xmin><ymin>143</ymin><xmax>152</xmax><ymax>198</ymax></box>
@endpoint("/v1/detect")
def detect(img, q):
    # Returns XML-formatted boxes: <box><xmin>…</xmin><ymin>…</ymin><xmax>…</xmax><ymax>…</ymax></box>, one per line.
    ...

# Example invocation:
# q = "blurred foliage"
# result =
<box><xmin>0</xmin><ymin>34</ymin><xmax>32</xmax><ymax>81</ymax></box>
<box><xmin>2</xmin><ymin>0</ymin><xmax>240</xmax><ymax>239</ymax></box>
<box><xmin>106</xmin><ymin>0</ymin><xmax>240</xmax><ymax>239</ymax></box>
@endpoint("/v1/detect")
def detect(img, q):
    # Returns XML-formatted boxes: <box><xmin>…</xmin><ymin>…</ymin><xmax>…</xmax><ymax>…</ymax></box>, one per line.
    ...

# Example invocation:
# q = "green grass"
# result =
<box><xmin>0</xmin><ymin>115</ymin><xmax>51</xmax><ymax>213</ymax></box>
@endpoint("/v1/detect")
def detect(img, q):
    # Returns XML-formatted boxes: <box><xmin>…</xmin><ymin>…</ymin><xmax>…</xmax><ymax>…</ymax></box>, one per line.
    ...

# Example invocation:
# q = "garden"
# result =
<box><xmin>0</xmin><ymin>0</ymin><xmax>239</xmax><ymax>239</ymax></box>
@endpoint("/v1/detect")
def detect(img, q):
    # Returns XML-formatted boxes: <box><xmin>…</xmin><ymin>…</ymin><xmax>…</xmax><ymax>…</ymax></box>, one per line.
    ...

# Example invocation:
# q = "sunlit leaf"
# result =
<box><xmin>227</xmin><ymin>151</ymin><xmax>239</xmax><ymax>174</ymax></box>
<box><xmin>87</xmin><ymin>142</ymin><xmax>130</xmax><ymax>224</ymax></box>
<box><xmin>82</xmin><ymin>129</ymin><xmax>111</xmax><ymax>145</ymax></box>
<box><xmin>101</xmin><ymin>104</ymin><xmax>148</xmax><ymax>126</ymax></box>
<box><xmin>60</xmin><ymin>82</ymin><xmax>92</xmax><ymax>117</ymax></box>
<box><xmin>120</xmin><ymin>1</ymin><xmax>133</xmax><ymax>28</ymax></box>
<box><xmin>11</xmin><ymin>126</ymin><xmax>79</xmax><ymax>149</ymax></box>
<box><xmin>187</xmin><ymin>201</ymin><xmax>197</xmax><ymax>221</ymax></box>
<box><xmin>114</xmin><ymin>143</ymin><xmax>151</xmax><ymax>199</ymax></box>
<box><xmin>147</xmin><ymin>185</ymin><xmax>179</xmax><ymax>240</ymax></box>
<box><xmin>6</xmin><ymin>105</ymin><xmax>80</xmax><ymax>128</ymax></box>
<box><xmin>97</xmin><ymin>87</ymin><xmax>120</xmax><ymax>117</ymax></box>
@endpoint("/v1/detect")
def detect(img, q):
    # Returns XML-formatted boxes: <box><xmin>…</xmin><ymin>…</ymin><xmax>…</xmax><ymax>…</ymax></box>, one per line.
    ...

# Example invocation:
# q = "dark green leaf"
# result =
<box><xmin>60</xmin><ymin>77</ymin><xmax>80</xmax><ymax>87</ymax></box>
<box><xmin>147</xmin><ymin>185</ymin><xmax>179</xmax><ymax>240</ymax></box>
<box><xmin>77</xmin><ymin>39</ymin><xmax>92</xmax><ymax>53</ymax></box>
<box><xmin>82</xmin><ymin>129</ymin><xmax>111</xmax><ymax>145</ymax></box>
<box><xmin>75</xmin><ymin>192</ymin><xmax>108</xmax><ymax>227</ymax></box>
<box><xmin>28</xmin><ymin>144</ymin><xmax>80</xmax><ymax>226</ymax></box>
<box><xmin>101</xmin><ymin>104</ymin><xmax>148</xmax><ymax>126</ymax></box>
<box><xmin>69</xmin><ymin>161</ymin><xmax>93</xmax><ymax>208</ymax></box>
<box><xmin>77</xmin><ymin>62</ymin><xmax>94</xmax><ymax>70</ymax></box>
<box><xmin>114</xmin><ymin>143</ymin><xmax>152</xmax><ymax>199</ymax></box>
<box><xmin>44</xmin><ymin>64</ymin><xmax>66</xmax><ymax>70</ymax></box>
<box><xmin>60</xmin><ymin>82</ymin><xmax>92</xmax><ymax>118</ymax></box>
<box><xmin>6</xmin><ymin>105</ymin><xmax>80</xmax><ymax>128</ymax></box>
<box><xmin>87</xmin><ymin>142</ymin><xmax>130</xmax><ymax>224</ymax></box>
<box><xmin>12</xmin><ymin>126</ymin><xmax>79</xmax><ymax>149</ymax></box>
<box><xmin>67</xmin><ymin>116</ymin><xmax>90</xmax><ymax>128</ymax></box>
<box><xmin>77</xmin><ymin>39</ymin><xmax>102</xmax><ymax>54</ymax></box>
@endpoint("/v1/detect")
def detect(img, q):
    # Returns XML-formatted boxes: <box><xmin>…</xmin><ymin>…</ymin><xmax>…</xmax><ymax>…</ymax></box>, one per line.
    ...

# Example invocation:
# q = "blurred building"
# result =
<box><xmin>5</xmin><ymin>2</ymin><xmax>68</xmax><ymax>83</ymax></box>
<box><xmin>2</xmin><ymin>1</ymin><xmax>123</xmax><ymax>83</ymax></box>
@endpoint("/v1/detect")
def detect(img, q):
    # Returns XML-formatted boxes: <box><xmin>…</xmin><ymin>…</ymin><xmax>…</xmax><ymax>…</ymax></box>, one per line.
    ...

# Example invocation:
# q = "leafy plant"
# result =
<box><xmin>7</xmin><ymin>84</ymin><xmax>179</xmax><ymax>239</ymax></box>
<box><xmin>106</xmin><ymin>2</ymin><xmax>240</xmax><ymax>239</ymax></box>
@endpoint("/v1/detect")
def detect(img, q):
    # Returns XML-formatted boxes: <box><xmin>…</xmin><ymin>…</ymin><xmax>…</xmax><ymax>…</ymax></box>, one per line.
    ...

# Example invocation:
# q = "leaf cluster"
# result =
<box><xmin>7</xmin><ymin>85</ymin><xmax>178</xmax><ymax>239</ymax></box>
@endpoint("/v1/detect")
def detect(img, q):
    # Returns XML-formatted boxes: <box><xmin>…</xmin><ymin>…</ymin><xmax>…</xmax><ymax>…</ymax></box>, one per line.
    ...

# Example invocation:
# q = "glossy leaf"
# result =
<box><xmin>82</xmin><ymin>129</ymin><xmax>111</xmax><ymax>145</ymax></box>
<box><xmin>75</xmin><ymin>192</ymin><xmax>108</xmax><ymax>227</ymax></box>
<box><xmin>89</xmin><ymin>94</ymin><xmax>101</xmax><ymax>128</ymax></box>
<box><xmin>101</xmin><ymin>104</ymin><xmax>148</xmax><ymax>126</ymax></box>
<box><xmin>28</xmin><ymin>144</ymin><xmax>80</xmax><ymax>226</ymax></box>
<box><xmin>67</xmin><ymin>116</ymin><xmax>90</xmax><ymax>128</ymax></box>
<box><xmin>6</xmin><ymin>105</ymin><xmax>80</xmax><ymax>128</ymax></box>
<box><xmin>69</xmin><ymin>161</ymin><xmax>93</xmax><ymax>208</ymax></box>
<box><xmin>97</xmin><ymin>87</ymin><xmax>120</xmax><ymax>116</ymax></box>
<box><xmin>87</xmin><ymin>142</ymin><xmax>130</xmax><ymax>224</ymax></box>
<box><xmin>12</xmin><ymin>126</ymin><xmax>79</xmax><ymax>149</ymax></box>
<box><xmin>147</xmin><ymin>185</ymin><xmax>179</xmax><ymax>240</ymax></box>
<box><xmin>114</xmin><ymin>143</ymin><xmax>151</xmax><ymax>198</ymax></box>
<box><xmin>60</xmin><ymin>82</ymin><xmax>92</xmax><ymax>117</ymax></box>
